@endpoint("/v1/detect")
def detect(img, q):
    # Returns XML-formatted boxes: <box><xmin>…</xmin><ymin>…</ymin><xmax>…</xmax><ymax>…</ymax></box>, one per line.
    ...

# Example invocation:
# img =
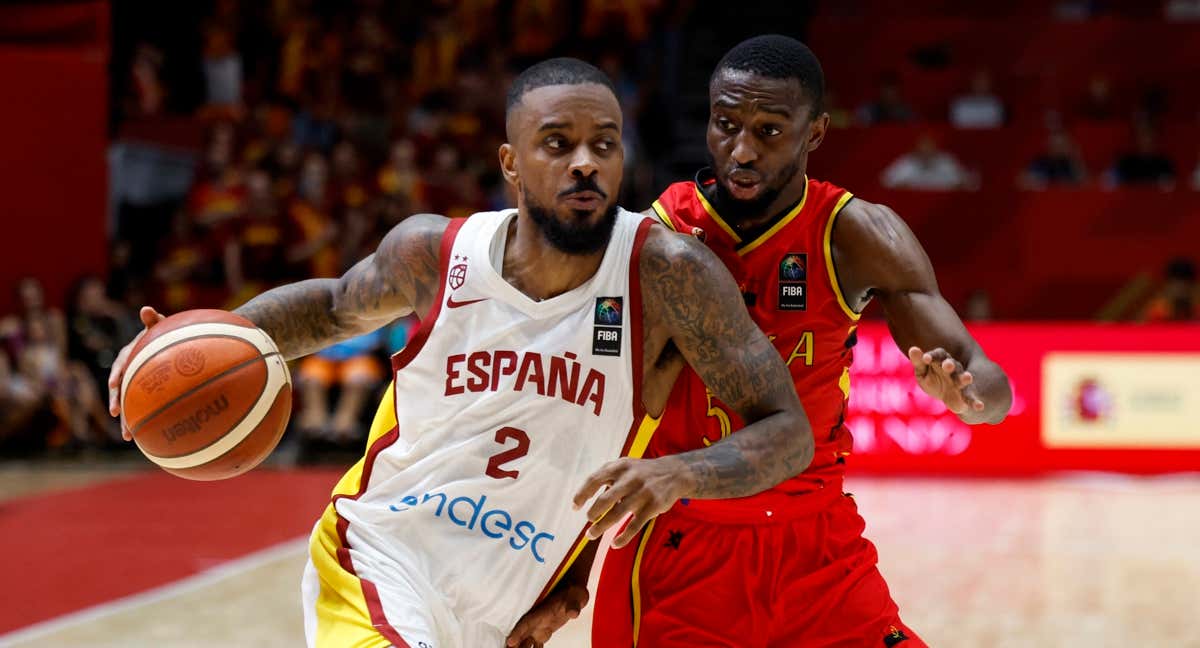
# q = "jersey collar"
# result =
<box><xmin>692</xmin><ymin>168</ymin><xmax>809</xmax><ymax>256</ymax></box>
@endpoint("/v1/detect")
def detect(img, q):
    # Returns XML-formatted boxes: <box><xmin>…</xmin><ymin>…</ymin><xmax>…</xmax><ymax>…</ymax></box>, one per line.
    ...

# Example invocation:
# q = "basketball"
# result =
<box><xmin>120</xmin><ymin>309</ymin><xmax>292</xmax><ymax>481</ymax></box>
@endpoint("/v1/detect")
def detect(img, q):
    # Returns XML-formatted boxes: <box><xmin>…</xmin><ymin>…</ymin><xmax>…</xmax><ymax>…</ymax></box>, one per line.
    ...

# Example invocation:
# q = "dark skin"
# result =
<box><xmin>703</xmin><ymin>68</ymin><xmax>1012</xmax><ymax>424</ymax></box>
<box><xmin>106</xmin><ymin>82</ymin><xmax>811</xmax><ymax>648</ymax></box>
<box><xmin>514</xmin><ymin>66</ymin><xmax>1016</xmax><ymax>648</ymax></box>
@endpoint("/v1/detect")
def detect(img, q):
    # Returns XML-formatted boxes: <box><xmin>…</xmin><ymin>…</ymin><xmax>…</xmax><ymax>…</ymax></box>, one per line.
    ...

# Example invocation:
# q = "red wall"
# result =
<box><xmin>0</xmin><ymin>1</ymin><xmax>109</xmax><ymax>313</ymax></box>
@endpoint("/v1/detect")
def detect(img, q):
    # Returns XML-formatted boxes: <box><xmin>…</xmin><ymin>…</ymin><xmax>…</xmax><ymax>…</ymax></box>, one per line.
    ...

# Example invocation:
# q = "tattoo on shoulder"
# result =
<box><xmin>341</xmin><ymin>213</ymin><xmax>446</xmax><ymax>320</ymax></box>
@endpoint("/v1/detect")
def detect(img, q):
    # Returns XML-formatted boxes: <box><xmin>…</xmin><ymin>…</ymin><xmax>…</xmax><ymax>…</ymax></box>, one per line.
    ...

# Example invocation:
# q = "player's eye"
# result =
<box><xmin>544</xmin><ymin>136</ymin><xmax>567</xmax><ymax>150</ymax></box>
<box><xmin>594</xmin><ymin>139</ymin><xmax>616</xmax><ymax>153</ymax></box>
<box><xmin>716</xmin><ymin>116</ymin><xmax>737</xmax><ymax>132</ymax></box>
<box><xmin>761</xmin><ymin>124</ymin><xmax>783</xmax><ymax>137</ymax></box>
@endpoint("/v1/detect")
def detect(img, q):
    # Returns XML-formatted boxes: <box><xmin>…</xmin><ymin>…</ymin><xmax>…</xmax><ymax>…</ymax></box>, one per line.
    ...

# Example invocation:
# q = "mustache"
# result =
<box><xmin>558</xmin><ymin>177</ymin><xmax>607</xmax><ymax>199</ymax></box>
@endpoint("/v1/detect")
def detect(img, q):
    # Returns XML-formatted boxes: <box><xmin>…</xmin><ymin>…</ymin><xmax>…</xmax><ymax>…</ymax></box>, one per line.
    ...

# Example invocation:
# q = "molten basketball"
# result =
<box><xmin>120</xmin><ymin>309</ymin><xmax>292</xmax><ymax>481</ymax></box>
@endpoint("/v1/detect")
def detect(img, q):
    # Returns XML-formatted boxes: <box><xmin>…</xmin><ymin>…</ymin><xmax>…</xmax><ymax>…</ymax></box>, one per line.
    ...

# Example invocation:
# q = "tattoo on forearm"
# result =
<box><xmin>236</xmin><ymin>280</ymin><xmax>343</xmax><ymax>360</ymax></box>
<box><xmin>642</xmin><ymin>233</ymin><xmax>814</xmax><ymax>499</ymax></box>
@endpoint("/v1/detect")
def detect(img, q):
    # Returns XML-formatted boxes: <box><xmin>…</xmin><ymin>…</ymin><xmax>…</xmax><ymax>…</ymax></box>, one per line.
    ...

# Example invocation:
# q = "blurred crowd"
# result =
<box><xmin>3</xmin><ymin>0</ymin><xmax>1198</xmax><ymax>457</ymax></box>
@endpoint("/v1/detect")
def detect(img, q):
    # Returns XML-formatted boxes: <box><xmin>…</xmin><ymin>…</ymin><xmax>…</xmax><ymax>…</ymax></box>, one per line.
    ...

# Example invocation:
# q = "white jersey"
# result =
<box><xmin>304</xmin><ymin>208</ymin><xmax>658</xmax><ymax>648</ymax></box>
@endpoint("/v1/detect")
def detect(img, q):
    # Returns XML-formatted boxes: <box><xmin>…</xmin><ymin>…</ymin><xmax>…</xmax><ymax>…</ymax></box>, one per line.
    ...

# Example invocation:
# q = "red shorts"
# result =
<box><xmin>593</xmin><ymin>482</ymin><xmax>926</xmax><ymax>647</ymax></box>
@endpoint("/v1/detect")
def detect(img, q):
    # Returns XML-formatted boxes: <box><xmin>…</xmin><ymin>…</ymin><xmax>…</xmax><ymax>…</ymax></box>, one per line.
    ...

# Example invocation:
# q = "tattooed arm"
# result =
<box><xmin>236</xmin><ymin>213</ymin><xmax>446</xmax><ymax>359</ymax></box>
<box><xmin>642</xmin><ymin>228</ymin><xmax>812</xmax><ymax>495</ymax></box>
<box><xmin>573</xmin><ymin>227</ymin><xmax>811</xmax><ymax>547</ymax></box>
<box><xmin>107</xmin><ymin>214</ymin><xmax>447</xmax><ymax>420</ymax></box>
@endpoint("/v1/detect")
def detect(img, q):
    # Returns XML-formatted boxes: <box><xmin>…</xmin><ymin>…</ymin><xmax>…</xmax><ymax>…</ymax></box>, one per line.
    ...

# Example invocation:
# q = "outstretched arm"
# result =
<box><xmin>574</xmin><ymin>228</ymin><xmax>811</xmax><ymax>547</ymax></box>
<box><xmin>107</xmin><ymin>213</ymin><xmax>447</xmax><ymax>421</ymax></box>
<box><xmin>833</xmin><ymin>199</ymin><xmax>1012</xmax><ymax>424</ymax></box>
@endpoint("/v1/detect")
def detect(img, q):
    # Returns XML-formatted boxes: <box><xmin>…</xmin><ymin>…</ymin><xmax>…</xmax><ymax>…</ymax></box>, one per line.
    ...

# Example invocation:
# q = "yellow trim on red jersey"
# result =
<box><xmin>630</xmin><ymin>517</ymin><xmax>658</xmax><ymax>647</ymax></box>
<box><xmin>823</xmin><ymin>191</ymin><xmax>861</xmax><ymax>320</ymax></box>
<box><xmin>691</xmin><ymin>186</ymin><xmax>743</xmax><ymax>243</ymax></box>
<box><xmin>737</xmin><ymin>176</ymin><xmax>810</xmax><ymax>256</ymax></box>
<box><xmin>650</xmin><ymin>201</ymin><xmax>676</xmax><ymax>231</ymax></box>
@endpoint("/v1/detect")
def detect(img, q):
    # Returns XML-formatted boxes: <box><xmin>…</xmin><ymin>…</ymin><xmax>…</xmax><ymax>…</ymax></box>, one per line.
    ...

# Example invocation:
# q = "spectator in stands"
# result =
<box><xmin>1141</xmin><ymin>258</ymin><xmax>1198</xmax><ymax>321</ymax></box>
<box><xmin>857</xmin><ymin>73</ymin><xmax>915</xmax><ymax>124</ymax></box>
<box><xmin>295</xmin><ymin>328</ymin><xmax>387</xmax><ymax>444</ymax></box>
<box><xmin>1108</xmin><ymin>125</ymin><xmax>1176</xmax><ymax>189</ymax></box>
<box><xmin>950</xmin><ymin>70</ymin><xmax>1005</xmax><ymax>129</ymax></box>
<box><xmin>202</xmin><ymin>25</ymin><xmax>242</xmax><ymax>108</ymax></box>
<box><xmin>286</xmin><ymin>153</ymin><xmax>340</xmax><ymax>278</ymax></box>
<box><xmin>127</xmin><ymin>42</ymin><xmax>165</xmax><ymax>118</ymax></box>
<box><xmin>225</xmin><ymin>169</ymin><xmax>291</xmax><ymax>305</ymax></box>
<box><xmin>2</xmin><ymin>278</ymin><xmax>111</xmax><ymax>448</ymax></box>
<box><xmin>67</xmin><ymin>275</ymin><xmax>137</xmax><ymax>398</ymax></box>
<box><xmin>881</xmin><ymin>135</ymin><xmax>974</xmax><ymax>190</ymax></box>
<box><xmin>377</xmin><ymin>138</ymin><xmax>427</xmax><ymax>218</ymax></box>
<box><xmin>188</xmin><ymin>122</ymin><xmax>246</xmax><ymax>229</ymax></box>
<box><xmin>1020</xmin><ymin>129</ymin><xmax>1088</xmax><ymax>188</ymax></box>
<box><xmin>155</xmin><ymin>210</ymin><xmax>222</xmax><ymax>312</ymax></box>
<box><xmin>0</xmin><ymin>350</ymin><xmax>53</xmax><ymax>454</ymax></box>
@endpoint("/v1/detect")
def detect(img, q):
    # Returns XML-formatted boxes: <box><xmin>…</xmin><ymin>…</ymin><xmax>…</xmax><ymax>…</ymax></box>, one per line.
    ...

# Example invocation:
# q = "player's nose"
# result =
<box><xmin>568</xmin><ymin>146</ymin><xmax>599</xmax><ymax>178</ymax></box>
<box><xmin>731</xmin><ymin>132</ymin><xmax>758</xmax><ymax>166</ymax></box>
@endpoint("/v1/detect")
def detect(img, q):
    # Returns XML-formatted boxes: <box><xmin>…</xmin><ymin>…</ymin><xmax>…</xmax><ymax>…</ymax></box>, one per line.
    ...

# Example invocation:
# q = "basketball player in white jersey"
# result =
<box><xmin>108</xmin><ymin>58</ymin><xmax>814</xmax><ymax>648</ymax></box>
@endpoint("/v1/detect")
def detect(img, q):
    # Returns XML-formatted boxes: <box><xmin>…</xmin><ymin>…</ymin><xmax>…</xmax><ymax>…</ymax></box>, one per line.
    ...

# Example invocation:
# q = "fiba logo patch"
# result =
<box><xmin>593</xmin><ymin>297</ymin><xmax>623</xmax><ymax>356</ymax></box>
<box><xmin>778</xmin><ymin>253</ymin><xmax>807</xmax><ymax>311</ymax></box>
<box><xmin>448</xmin><ymin>255</ymin><xmax>469</xmax><ymax>290</ymax></box>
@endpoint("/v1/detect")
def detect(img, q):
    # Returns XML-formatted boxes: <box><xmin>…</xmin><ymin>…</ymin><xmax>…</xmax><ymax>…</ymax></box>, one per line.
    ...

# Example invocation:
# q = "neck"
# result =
<box><xmin>708</xmin><ymin>168</ymin><xmax>809</xmax><ymax>231</ymax></box>
<box><xmin>502</xmin><ymin>210</ymin><xmax>607</xmax><ymax>301</ymax></box>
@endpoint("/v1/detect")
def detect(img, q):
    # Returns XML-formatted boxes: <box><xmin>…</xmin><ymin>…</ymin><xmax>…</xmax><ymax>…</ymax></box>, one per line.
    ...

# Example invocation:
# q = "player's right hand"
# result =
<box><xmin>107</xmin><ymin>306</ymin><xmax>167</xmax><ymax>437</ymax></box>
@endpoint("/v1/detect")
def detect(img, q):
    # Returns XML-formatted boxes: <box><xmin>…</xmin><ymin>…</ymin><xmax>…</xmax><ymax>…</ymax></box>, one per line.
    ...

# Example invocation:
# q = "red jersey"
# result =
<box><xmin>650</xmin><ymin>172</ymin><xmax>859</xmax><ymax>494</ymax></box>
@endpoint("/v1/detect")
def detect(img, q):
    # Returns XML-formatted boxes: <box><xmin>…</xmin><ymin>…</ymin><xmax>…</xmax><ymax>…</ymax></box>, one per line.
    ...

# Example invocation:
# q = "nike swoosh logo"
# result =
<box><xmin>446</xmin><ymin>296</ymin><xmax>489</xmax><ymax>308</ymax></box>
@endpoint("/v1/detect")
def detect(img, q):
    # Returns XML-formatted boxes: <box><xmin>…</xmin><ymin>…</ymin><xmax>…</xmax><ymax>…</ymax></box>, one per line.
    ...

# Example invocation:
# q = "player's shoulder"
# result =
<box><xmin>831</xmin><ymin>196</ymin><xmax>907</xmax><ymax>246</ymax></box>
<box><xmin>378</xmin><ymin>213</ymin><xmax>452</xmax><ymax>264</ymax></box>
<box><xmin>639</xmin><ymin>223</ymin><xmax>727</xmax><ymax>281</ymax></box>
<box><xmin>651</xmin><ymin>180</ymin><xmax>703</xmax><ymax>226</ymax></box>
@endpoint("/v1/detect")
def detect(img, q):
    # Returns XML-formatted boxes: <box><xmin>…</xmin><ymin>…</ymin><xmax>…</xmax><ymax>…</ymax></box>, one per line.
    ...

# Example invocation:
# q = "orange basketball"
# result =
<box><xmin>120</xmin><ymin>309</ymin><xmax>292</xmax><ymax>481</ymax></box>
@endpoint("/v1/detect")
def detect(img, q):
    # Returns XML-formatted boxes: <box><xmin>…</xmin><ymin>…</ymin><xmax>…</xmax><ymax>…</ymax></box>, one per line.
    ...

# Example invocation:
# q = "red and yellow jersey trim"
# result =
<box><xmin>737</xmin><ymin>176</ymin><xmax>811</xmax><ymax>256</ymax></box>
<box><xmin>691</xmin><ymin>185</ymin><xmax>743</xmax><ymax>244</ymax></box>
<box><xmin>649</xmin><ymin>201</ymin><xmax>676</xmax><ymax>231</ymax></box>
<box><xmin>823</xmin><ymin>191</ymin><xmax>860</xmax><ymax>321</ymax></box>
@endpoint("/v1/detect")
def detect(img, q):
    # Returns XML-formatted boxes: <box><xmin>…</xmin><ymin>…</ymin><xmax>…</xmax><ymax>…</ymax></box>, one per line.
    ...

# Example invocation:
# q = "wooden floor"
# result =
<box><xmin>2</xmin><ymin>464</ymin><xmax>1198</xmax><ymax>648</ymax></box>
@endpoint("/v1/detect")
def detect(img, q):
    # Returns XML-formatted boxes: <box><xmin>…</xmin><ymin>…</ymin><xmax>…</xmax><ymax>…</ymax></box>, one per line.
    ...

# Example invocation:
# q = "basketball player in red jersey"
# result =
<box><xmin>515</xmin><ymin>36</ymin><xmax>1013</xmax><ymax>647</ymax></box>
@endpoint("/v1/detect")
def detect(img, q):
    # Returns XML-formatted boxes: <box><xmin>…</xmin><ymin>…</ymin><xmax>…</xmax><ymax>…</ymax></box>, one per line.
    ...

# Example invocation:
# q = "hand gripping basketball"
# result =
<box><xmin>108</xmin><ymin>307</ymin><xmax>293</xmax><ymax>480</ymax></box>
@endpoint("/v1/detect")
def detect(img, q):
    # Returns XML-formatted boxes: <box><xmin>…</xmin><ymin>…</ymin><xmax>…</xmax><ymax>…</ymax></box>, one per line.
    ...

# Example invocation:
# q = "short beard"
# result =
<box><xmin>707</xmin><ymin>154</ymin><xmax>801</xmax><ymax>222</ymax></box>
<box><xmin>524</xmin><ymin>188</ymin><xmax>619</xmax><ymax>255</ymax></box>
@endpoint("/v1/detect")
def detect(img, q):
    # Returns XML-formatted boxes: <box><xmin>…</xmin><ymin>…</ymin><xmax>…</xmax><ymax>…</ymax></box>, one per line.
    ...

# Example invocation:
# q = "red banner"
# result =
<box><xmin>846</xmin><ymin>323</ymin><xmax>1200</xmax><ymax>474</ymax></box>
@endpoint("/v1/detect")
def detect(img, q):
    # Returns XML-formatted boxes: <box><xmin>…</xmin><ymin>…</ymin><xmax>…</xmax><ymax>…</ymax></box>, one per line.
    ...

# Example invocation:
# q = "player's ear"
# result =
<box><xmin>806</xmin><ymin>111</ymin><xmax>830</xmax><ymax>153</ymax></box>
<box><xmin>499</xmin><ymin>143</ymin><xmax>519</xmax><ymax>187</ymax></box>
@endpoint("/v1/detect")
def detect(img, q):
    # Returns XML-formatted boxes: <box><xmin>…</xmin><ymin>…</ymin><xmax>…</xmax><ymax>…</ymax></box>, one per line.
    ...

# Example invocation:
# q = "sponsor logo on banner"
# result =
<box><xmin>1043</xmin><ymin>353</ymin><xmax>1200</xmax><ymax>448</ymax></box>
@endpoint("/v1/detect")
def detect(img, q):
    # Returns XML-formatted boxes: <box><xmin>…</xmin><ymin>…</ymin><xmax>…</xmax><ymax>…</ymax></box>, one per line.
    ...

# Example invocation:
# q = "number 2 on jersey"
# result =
<box><xmin>486</xmin><ymin>427</ymin><xmax>530</xmax><ymax>479</ymax></box>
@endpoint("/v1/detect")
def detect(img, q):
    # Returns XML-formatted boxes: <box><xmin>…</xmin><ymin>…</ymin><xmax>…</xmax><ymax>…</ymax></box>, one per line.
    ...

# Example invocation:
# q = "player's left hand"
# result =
<box><xmin>573</xmin><ymin>457</ymin><xmax>688</xmax><ymax>549</ymax></box>
<box><xmin>505</xmin><ymin>583</ymin><xmax>589</xmax><ymax>648</ymax></box>
<box><xmin>907</xmin><ymin>346</ymin><xmax>985</xmax><ymax>415</ymax></box>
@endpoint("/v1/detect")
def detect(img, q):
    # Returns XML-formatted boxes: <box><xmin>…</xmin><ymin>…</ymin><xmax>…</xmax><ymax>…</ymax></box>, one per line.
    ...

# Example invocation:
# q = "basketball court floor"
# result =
<box><xmin>1</xmin><ymin>459</ymin><xmax>1197</xmax><ymax>647</ymax></box>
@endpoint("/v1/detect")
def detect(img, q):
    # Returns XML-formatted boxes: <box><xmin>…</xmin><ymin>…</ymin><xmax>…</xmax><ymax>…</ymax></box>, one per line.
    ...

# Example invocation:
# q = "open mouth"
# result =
<box><xmin>726</xmin><ymin>172</ymin><xmax>763</xmax><ymax>200</ymax></box>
